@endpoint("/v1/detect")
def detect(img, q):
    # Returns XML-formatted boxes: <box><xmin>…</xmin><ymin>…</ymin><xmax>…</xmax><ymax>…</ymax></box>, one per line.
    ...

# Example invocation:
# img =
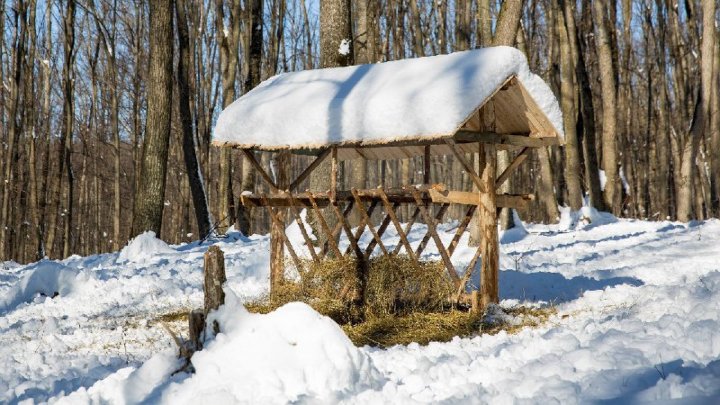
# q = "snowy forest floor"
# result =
<box><xmin>2</xmin><ymin>208</ymin><xmax>720</xmax><ymax>404</ymax></box>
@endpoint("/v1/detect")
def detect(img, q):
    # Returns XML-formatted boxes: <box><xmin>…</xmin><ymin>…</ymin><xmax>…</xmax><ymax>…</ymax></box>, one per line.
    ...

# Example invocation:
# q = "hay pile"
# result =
<box><xmin>246</xmin><ymin>256</ymin><xmax>554</xmax><ymax>348</ymax></box>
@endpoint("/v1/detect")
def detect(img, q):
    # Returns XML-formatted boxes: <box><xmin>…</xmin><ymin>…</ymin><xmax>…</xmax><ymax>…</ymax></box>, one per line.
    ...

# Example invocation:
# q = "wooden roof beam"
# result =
<box><xmin>454</xmin><ymin>130</ymin><xmax>561</xmax><ymax>147</ymax></box>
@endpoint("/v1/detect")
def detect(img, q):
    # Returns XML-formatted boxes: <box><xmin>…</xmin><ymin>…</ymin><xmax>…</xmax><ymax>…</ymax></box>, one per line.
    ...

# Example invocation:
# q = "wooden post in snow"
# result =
<box><xmin>204</xmin><ymin>245</ymin><xmax>227</xmax><ymax>332</ymax></box>
<box><xmin>270</xmin><ymin>151</ymin><xmax>290</xmax><ymax>296</ymax></box>
<box><xmin>188</xmin><ymin>244</ymin><xmax>227</xmax><ymax>349</ymax></box>
<box><xmin>478</xmin><ymin>142</ymin><xmax>499</xmax><ymax>308</ymax></box>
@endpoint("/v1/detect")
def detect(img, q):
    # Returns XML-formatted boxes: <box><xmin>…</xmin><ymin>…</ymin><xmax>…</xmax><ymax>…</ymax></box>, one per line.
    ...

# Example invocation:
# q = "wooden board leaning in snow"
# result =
<box><xmin>213</xmin><ymin>46</ymin><xmax>563</xmax><ymax>152</ymax></box>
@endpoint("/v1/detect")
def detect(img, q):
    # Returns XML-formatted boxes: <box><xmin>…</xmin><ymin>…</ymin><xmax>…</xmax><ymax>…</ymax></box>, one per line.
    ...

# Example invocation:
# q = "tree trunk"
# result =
<box><xmin>131</xmin><ymin>0</ymin><xmax>173</xmax><ymax>237</ymax></box>
<box><xmin>237</xmin><ymin>0</ymin><xmax>263</xmax><ymax>236</ymax></box>
<box><xmin>591</xmin><ymin>0</ymin><xmax>620</xmax><ymax>215</ymax></box>
<box><xmin>216</xmin><ymin>0</ymin><xmax>240</xmax><ymax>235</ymax></box>
<box><xmin>178</xmin><ymin>0</ymin><xmax>212</xmax><ymax>239</ymax></box>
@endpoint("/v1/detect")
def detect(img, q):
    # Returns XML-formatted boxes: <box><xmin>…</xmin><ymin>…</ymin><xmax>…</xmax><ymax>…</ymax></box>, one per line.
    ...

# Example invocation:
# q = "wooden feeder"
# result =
<box><xmin>212</xmin><ymin>47</ymin><xmax>564</xmax><ymax>311</ymax></box>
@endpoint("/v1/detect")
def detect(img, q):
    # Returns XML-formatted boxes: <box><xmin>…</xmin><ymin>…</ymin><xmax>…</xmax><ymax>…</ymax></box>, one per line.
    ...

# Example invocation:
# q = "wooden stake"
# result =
<box><xmin>204</xmin><ymin>245</ymin><xmax>226</xmax><ymax>334</ymax></box>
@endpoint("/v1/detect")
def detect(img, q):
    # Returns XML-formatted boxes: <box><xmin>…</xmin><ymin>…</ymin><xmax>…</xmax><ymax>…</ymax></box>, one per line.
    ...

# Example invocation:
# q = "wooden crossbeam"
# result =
<box><xmin>241</xmin><ymin>149</ymin><xmax>279</xmax><ymax>192</ymax></box>
<box><xmin>495</xmin><ymin>147</ymin><xmax>530</xmax><ymax>189</ymax></box>
<box><xmin>454</xmin><ymin>130</ymin><xmax>561</xmax><ymax>147</ymax></box>
<box><xmin>288</xmin><ymin>148</ymin><xmax>331</xmax><ymax>192</ymax></box>
<box><xmin>427</xmin><ymin>189</ymin><xmax>534</xmax><ymax>209</ymax></box>
<box><xmin>240</xmin><ymin>189</ymin><xmax>529</xmax><ymax>208</ymax></box>
<box><xmin>409</xmin><ymin>188</ymin><xmax>459</xmax><ymax>287</ymax></box>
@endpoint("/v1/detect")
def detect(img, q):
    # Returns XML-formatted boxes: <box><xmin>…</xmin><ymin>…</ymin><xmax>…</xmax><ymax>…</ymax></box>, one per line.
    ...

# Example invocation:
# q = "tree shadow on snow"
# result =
<box><xmin>494</xmin><ymin>270</ymin><xmax>643</xmax><ymax>303</ymax></box>
<box><xmin>590</xmin><ymin>359</ymin><xmax>720</xmax><ymax>404</ymax></box>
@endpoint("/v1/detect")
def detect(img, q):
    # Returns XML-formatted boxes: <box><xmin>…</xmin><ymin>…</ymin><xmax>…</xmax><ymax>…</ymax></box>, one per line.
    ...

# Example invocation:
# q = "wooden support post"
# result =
<box><xmin>424</xmin><ymin>145</ymin><xmax>431</xmax><ymax>184</ymax></box>
<box><xmin>330</xmin><ymin>147</ymin><xmax>338</xmax><ymax>201</ymax></box>
<box><xmin>471</xmin><ymin>290</ymin><xmax>481</xmax><ymax>314</ymax></box>
<box><xmin>478</xmin><ymin>143</ymin><xmax>499</xmax><ymax>308</ymax></box>
<box><xmin>204</xmin><ymin>245</ymin><xmax>227</xmax><ymax>333</ymax></box>
<box><xmin>269</xmin><ymin>152</ymin><xmax>290</xmax><ymax>295</ymax></box>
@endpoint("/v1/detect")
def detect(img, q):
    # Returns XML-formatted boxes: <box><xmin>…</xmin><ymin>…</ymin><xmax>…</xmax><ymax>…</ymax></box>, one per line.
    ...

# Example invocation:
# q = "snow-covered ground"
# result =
<box><xmin>2</xmin><ymin>209</ymin><xmax>720</xmax><ymax>404</ymax></box>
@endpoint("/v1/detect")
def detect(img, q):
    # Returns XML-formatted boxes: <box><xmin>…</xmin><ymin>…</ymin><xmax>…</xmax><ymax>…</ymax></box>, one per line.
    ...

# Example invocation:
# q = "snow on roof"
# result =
<box><xmin>213</xmin><ymin>46</ymin><xmax>563</xmax><ymax>151</ymax></box>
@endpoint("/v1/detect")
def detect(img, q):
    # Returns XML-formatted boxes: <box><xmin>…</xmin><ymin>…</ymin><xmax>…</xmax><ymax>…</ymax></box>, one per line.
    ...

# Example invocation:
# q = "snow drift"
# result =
<box><xmin>117</xmin><ymin>231</ymin><xmax>176</xmax><ymax>264</ymax></box>
<box><xmin>162</xmin><ymin>293</ymin><xmax>381</xmax><ymax>403</ymax></box>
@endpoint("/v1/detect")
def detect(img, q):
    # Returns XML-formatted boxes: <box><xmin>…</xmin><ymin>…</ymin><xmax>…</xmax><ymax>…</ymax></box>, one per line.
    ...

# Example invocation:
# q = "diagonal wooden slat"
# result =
<box><xmin>444</xmin><ymin>139</ymin><xmax>485</xmax><ymax>192</ymax></box>
<box><xmin>495</xmin><ymin>147</ymin><xmax>530</xmax><ymax>188</ymax></box>
<box><xmin>344</xmin><ymin>199</ymin><xmax>378</xmax><ymax>255</ymax></box>
<box><xmin>261</xmin><ymin>196</ymin><xmax>304</xmax><ymax>273</ymax></box>
<box><xmin>324</xmin><ymin>200</ymin><xmax>354</xmax><ymax>255</ymax></box>
<box><xmin>288</xmin><ymin>148</ymin><xmax>331</xmax><ymax>192</ymax></box>
<box><xmin>327</xmin><ymin>198</ymin><xmax>363</xmax><ymax>260</ymax></box>
<box><xmin>365</xmin><ymin>202</ymin><xmax>400</xmax><ymax>258</ymax></box>
<box><xmin>307</xmin><ymin>192</ymin><xmax>343</xmax><ymax>257</ymax></box>
<box><xmin>241</xmin><ymin>149</ymin><xmax>279</xmax><ymax>191</ymax></box>
<box><xmin>350</xmin><ymin>189</ymin><xmax>388</xmax><ymax>256</ymax></box>
<box><xmin>409</xmin><ymin>187</ymin><xmax>460</xmax><ymax>287</ymax></box>
<box><xmin>415</xmin><ymin>204</ymin><xmax>449</xmax><ymax>256</ymax></box>
<box><xmin>454</xmin><ymin>245</ymin><xmax>482</xmax><ymax>303</ymax></box>
<box><xmin>392</xmin><ymin>207</ymin><xmax>420</xmax><ymax>255</ymax></box>
<box><xmin>448</xmin><ymin>205</ymin><xmax>477</xmax><ymax>257</ymax></box>
<box><xmin>283</xmin><ymin>191</ymin><xmax>320</xmax><ymax>262</ymax></box>
<box><xmin>377</xmin><ymin>189</ymin><xmax>417</xmax><ymax>261</ymax></box>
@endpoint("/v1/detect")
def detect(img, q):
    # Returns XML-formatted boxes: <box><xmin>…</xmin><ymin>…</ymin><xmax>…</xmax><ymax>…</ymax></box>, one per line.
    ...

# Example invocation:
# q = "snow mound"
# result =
<box><xmin>558</xmin><ymin>205</ymin><xmax>617</xmax><ymax>231</ymax></box>
<box><xmin>0</xmin><ymin>261</ymin><xmax>88</xmax><ymax>311</ymax></box>
<box><xmin>117</xmin><ymin>231</ymin><xmax>175</xmax><ymax>263</ymax></box>
<box><xmin>163</xmin><ymin>294</ymin><xmax>381</xmax><ymax>403</ymax></box>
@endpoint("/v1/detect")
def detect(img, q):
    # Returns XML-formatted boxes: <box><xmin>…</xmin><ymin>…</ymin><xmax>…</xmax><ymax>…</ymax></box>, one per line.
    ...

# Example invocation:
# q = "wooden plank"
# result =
<box><xmin>409</xmin><ymin>188</ymin><xmax>460</xmax><ymax>287</ymax></box>
<box><xmin>288</xmin><ymin>148</ymin><xmax>331</xmax><ymax>192</ymax></box>
<box><xmin>454</xmin><ymin>245</ymin><xmax>481</xmax><ymax>304</ymax></box>
<box><xmin>478</xmin><ymin>143</ymin><xmax>499</xmax><ymax>308</ymax></box>
<box><xmin>453</xmin><ymin>131</ymin><xmax>560</xmax><ymax>147</ymax></box>
<box><xmin>428</xmin><ymin>189</ymin><xmax>534</xmax><ymax>209</ymax></box>
<box><xmin>495</xmin><ymin>147</ymin><xmax>530</xmax><ymax>189</ymax></box>
<box><xmin>241</xmin><ymin>149</ymin><xmax>279</xmax><ymax>192</ymax></box>
<box><xmin>240</xmin><ymin>189</ymin><xmax>532</xmax><ymax>208</ymax></box>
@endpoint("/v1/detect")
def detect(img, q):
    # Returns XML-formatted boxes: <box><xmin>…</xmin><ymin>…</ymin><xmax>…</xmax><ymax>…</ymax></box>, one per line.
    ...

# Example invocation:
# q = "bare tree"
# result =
<box><xmin>131</xmin><ymin>0</ymin><xmax>174</xmax><ymax>237</ymax></box>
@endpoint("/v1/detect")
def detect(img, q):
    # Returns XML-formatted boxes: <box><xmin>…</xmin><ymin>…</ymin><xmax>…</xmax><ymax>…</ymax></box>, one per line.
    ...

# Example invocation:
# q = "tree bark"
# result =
<box><xmin>131</xmin><ymin>0</ymin><xmax>173</xmax><ymax>237</ymax></box>
<box><xmin>592</xmin><ymin>0</ymin><xmax>620</xmax><ymax>214</ymax></box>
<box><xmin>178</xmin><ymin>0</ymin><xmax>212</xmax><ymax>239</ymax></box>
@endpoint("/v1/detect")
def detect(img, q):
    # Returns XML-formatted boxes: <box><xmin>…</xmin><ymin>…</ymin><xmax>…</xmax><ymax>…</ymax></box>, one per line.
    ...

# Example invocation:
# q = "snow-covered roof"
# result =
<box><xmin>213</xmin><ymin>46</ymin><xmax>563</xmax><ymax>157</ymax></box>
